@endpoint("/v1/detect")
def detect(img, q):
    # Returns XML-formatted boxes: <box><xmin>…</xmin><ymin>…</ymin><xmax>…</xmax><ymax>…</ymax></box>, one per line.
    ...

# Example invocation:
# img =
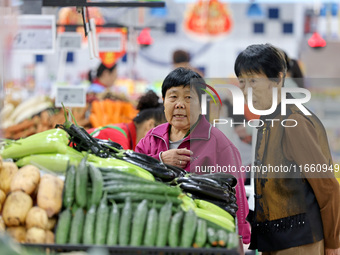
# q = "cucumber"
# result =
<box><xmin>130</xmin><ymin>199</ymin><xmax>148</xmax><ymax>246</ymax></box>
<box><xmin>180</xmin><ymin>209</ymin><xmax>197</xmax><ymax>247</ymax></box>
<box><xmin>89</xmin><ymin>164</ymin><xmax>103</xmax><ymax>206</ymax></box>
<box><xmin>193</xmin><ymin>219</ymin><xmax>207</xmax><ymax>248</ymax></box>
<box><xmin>94</xmin><ymin>194</ymin><xmax>110</xmax><ymax>245</ymax></box>
<box><xmin>217</xmin><ymin>229</ymin><xmax>229</xmax><ymax>247</ymax></box>
<box><xmin>106</xmin><ymin>201</ymin><xmax>120</xmax><ymax>245</ymax></box>
<box><xmin>207</xmin><ymin>227</ymin><xmax>217</xmax><ymax>246</ymax></box>
<box><xmin>143</xmin><ymin>207</ymin><xmax>158</xmax><ymax>246</ymax></box>
<box><xmin>55</xmin><ymin>209</ymin><xmax>72</xmax><ymax>244</ymax></box>
<box><xmin>227</xmin><ymin>232</ymin><xmax>239</xmax><ymax>249</ymax></box>
<box><xmin>71</xmin><ymin>202</ymin><xmax>79</xmax><ymax>215</ymax></box>
<box><xmin>102</xmin><ymin>173</ymin><xmax>157</xmax><ymax>184</ymax></box>
<box><xmin>69</xmin><ymin>208</ymin><xmax>85</xmax><ymax>244</ymax></box>
<box><xmin>104</xmin><ymin>184</ymin><xmax>181</xmax><ymax>196</ymax></box>
<box><xmin>116</xmin><ymin>202</ymin><xmax>178</xmax><ymax>214</ymax></box>
<box><xmin>76</xmin><ymin>157</ymin><xmax>88</xmax><ymax>208</ymax></box>
<box><xmin>119</xmin><ymin>197</ymin><xmax>133</xmax><ymax>246</ymax></box>
<box><xmin>168</xmin><ymin>211</ymin><xmax>184</xmax><ymax>247</ymax></box>
<box><xmin>83</xmin><ymin>204</ymin><xmax>97</xmax><ymax>244</ymax></box>
<box><xmin>107</xmin><ymin>192</ymin><xmax>181</xmax><ymax>205</ymax></box>
<box><xmin>63</xmin><ymin>165</ymin><xmax>76</xmax><ymax>208</ymax></box>
<box><xmin>156</xmin><ymin>202</ymin><xmax>172</xmax><ymax>247</ymax></box>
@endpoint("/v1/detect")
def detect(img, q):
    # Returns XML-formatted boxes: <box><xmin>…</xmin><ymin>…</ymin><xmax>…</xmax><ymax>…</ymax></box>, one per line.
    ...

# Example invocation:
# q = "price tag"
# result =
<box><xmin>58</xmin><ymin>32</ymin><xmax>82</xmax><ymax>50</ymax></box>
<box><xmin>12</xmin><ymin>15</ymin><xmax>55</xmax><ymax>54</ymax></box>
<box><xmin>55</xmin><ymin>86</ymin><xmax>87</xmax><ymax>108</ymax></box>
<box><xmin>97</xmin><ymin>32</ymin><xmax>122</xmax><ymax>52</ymax></box>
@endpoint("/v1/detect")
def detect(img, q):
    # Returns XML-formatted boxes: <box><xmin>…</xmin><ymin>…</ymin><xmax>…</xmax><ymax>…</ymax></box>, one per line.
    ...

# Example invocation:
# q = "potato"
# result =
<box><xmin>0</xmin><ymin>162</ymin><xmax>18</xmax><ymax>194</ymax></box>
<box><xmin>37</xmin><ymin>174</ymin><xmax>64</xmax><ymax>217</ymax></box>
<box><xmin>7</xmin><ymin>226</ymin><xmax>26</xmax><ymax>243</ymax></box>
<box><xmin>46</xmin><ymin>217</ymin><xmax>57</xmax><ymax>231</ymax></box>
<box><xmin>0</xmin><ymin>189</ymin><xmax>6</xmax><ymax>205</ymax></box>
<box><xmin>45</xmin><ymin>230</ymin><xmax>55</xmax><ymax>244</ymax></box>
<box><xmin>26</xmin><ymin>206</ymin><xmax>48</xmax><ymax>229</ymax></box>
<box><xmin>3</xmin><ymin>191</ymin><xmax>33</xmax><ymax>227</ymax></box>
<box><xmin>26</xmin><ymin>227</ymin><xmax>46</xmax><ymax>244</ymax></box>
<box><xmin>10</xmin><ymin>165</ymin><xmax>40</xmax><ymax>195</ymax></box>
<box><xmin>0</xmin><ymin>216</ymin><xmax>5</xmax><ymax>232</ymax></box>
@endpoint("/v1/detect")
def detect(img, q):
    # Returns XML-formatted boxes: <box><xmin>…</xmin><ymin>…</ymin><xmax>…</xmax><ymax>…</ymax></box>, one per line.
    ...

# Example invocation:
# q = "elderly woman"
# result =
<box><xmin>135</xmin><ymin>67</ymin><xmax>250</xmax><ymax>244</ymax></box>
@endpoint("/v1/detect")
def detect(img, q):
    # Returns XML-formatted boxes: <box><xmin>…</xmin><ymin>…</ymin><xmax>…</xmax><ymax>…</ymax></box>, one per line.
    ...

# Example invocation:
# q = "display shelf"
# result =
<box><xmin>42</xmin><ymin>0</ymin><xmax>165</xmax><ymax>8</ymax></box>
<box><xmin>22</xmin><ymin>243</ymin><xmax>241</xmax><ymax>255</ymax></box>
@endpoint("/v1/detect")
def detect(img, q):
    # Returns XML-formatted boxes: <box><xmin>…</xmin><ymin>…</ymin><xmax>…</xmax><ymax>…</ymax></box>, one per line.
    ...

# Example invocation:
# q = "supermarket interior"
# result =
<box><xmin>0</xmin><ymin>0</ymin><xmax>340</xmax><ymax>255</ymax></box>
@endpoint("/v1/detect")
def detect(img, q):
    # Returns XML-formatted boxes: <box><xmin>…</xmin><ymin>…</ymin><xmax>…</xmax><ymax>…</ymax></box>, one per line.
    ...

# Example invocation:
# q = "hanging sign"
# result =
<box><xmin>55</xmin><ymin>86</ymin><xmax>87</xmax><ymax>108</ymax></box>
<box><xmin>12</xmin><ymin>15</ymin><xmax>55</xmax><ymax>54</ymax></box>
<box><xmin>58</xmin><ymin>32</ymin><xmax>82</xmax><ymax>50</ymax></box>
<box><xmin>98</xmin><ymin>32</ymin><xmax>123</xmax><ymax>52</ymax></box>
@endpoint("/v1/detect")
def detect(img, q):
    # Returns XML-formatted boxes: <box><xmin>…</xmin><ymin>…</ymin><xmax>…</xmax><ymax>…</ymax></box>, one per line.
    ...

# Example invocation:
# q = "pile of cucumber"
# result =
<box><xmin>56</xmin><ymin>197</ymin><xmax>238</xmax><ymax>249</ymax></box>
<box><xmin>55</xmin><ymin>157</ymin><xmax>239</xmax><ymax>249</ymax></box>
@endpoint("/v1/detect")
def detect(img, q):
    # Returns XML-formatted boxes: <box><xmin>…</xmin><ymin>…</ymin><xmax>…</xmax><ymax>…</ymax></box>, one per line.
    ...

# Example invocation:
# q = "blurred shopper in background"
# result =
<box><xmin>235</xmin><ymin>43</ymin><xmax>340</xmax><ymax>255</ymax></box>
<box><xmin>88</xmin><ymin>90</ymin><xmax>166</xmax><ymax>150</ymax></box>
<box><xmin>282</xmin><ymin>50</ymin><xmax>305</xmax><ymax>89</ymax></box>
<box><xmin>172</xmin><ymin>49</ymin><xmax>204</xmax><ymax>76</ymax></box>
<box><xmin>136</xmin><ymin>67</ymin><xmax>251</xmax><ymax>244</ymax></box>
<box><xmin>88</xmin><ymin>62</ymin><xmax>118</xmax><ymax>93</ymax></box>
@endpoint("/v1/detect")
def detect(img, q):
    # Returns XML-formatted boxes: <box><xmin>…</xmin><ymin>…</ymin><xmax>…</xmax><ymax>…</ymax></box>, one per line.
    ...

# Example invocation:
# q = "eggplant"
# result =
<box><xmin>188</xmin><ymin>175</ymin><xmax>234</xmax><ymax>193</ymax></box>
<box><xmin>200</xmin><ymin>173</ymin><xmax>238</xmax><ymax>187</ymax></box>
<box><xmin>94</xmin><ymin>138</ymin><xmax>123</xmax><ymax>150</ymax></box>
<box><xmin>124</xmin><ymin>150</ymin><xmax>163</xmax><ymax>166</ymax></box>
<box><xmin>122</xmin><ymin>156</ymin><xmax>177</xmax><ymax>182</ymax></box>
<box><xmin>179</xmin><ymin>182</ymin><xmax>233</xmax><ymax>202</ymax></box>
<box><xmin>163</xmin><ymin>163</ymin><xmax>187</xmax><ymax>177</ymax></box>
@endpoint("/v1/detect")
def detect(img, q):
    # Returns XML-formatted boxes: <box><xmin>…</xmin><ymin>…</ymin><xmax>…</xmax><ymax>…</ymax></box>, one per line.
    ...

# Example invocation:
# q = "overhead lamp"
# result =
<box><xmin>247</xmin><ymin>1</ymin><xmax>264</xmax><ymax>18</ymax></box>
<box><xmin>137</xmin><ymin>28</ymin><xmax>153</xmax><ymax>46</ymax></box>
<box><xmin>308</xmin><ymin>32</ymin><xmax>326</xmax><ymax>48</ymax></box>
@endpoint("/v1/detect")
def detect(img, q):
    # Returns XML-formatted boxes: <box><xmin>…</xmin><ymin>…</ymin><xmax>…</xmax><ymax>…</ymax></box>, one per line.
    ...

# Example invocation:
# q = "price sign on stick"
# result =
<box><xmin>55</xmin><ymin>86</ymin><xmax>87</xmax><ymax>108</ymax></box>
<box><xmin>58</xmin><ymin>32</ymin><xmax>82</xmax><ymax>50</ymax></box>
<box><xmin>98</xmin><ymin>33</ymin><xmax>122</xmax><ymax>52</ymax></box>
<box><xmin>12</xmin><ymin>15</ymin><xmax>55</xmax><ymax>54</ymax></box>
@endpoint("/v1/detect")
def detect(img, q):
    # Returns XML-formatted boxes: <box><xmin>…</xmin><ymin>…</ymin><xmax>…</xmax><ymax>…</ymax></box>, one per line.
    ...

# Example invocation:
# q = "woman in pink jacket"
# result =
<box><xmin>135</xmin><ymin>67</ymin><xmax>251</xmax><ymax>244</ymax></box>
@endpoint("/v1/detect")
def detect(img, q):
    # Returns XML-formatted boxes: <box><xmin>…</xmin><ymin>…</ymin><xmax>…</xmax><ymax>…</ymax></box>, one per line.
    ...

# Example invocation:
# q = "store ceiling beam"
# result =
<box><xmin>42</xmin><ymin>0</ymin><xmax>165</xmax><ymax>8</ymax></box>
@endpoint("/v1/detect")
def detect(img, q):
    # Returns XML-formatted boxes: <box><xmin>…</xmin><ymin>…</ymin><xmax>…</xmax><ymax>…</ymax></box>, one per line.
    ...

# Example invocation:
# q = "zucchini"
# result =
<box><xmin>104</xmin><ymin>183</ymin><xmax>181</xmax><ymax>196</ymax></box>
<box><xmin>156</xmin><ymin>202</ymin><xmax>173</xmax><ymax>247</ymax></box>
<box><xmin>119</xmin><ymin>197</ymin><xmax>133</xmax><ymax>246</ymax></box>
<box><xmin>89</xmin><ymin>164</ymin><xmax>103</xmax><ymax>206</ymax></box>
<box><xmin>75</xmin><ymin>157</ymin><xmax>88</xmax><ymax>208</ymax></box>
<box><xmin>193</xmin><ymin>219</ymin><xmax>207</xmax><ymax>248</ymax></box>
<box><xmin>69</xmin><ymin>208</ymin><xmax>85</xmax><ymax>244</ymax></box>
<box><xmin>107</xmin><ymin>192</ymin><xmax>181</xmax><ymax>205</ymax></box>
<box><xmin>168</xmin><ymin>210</ymin><xmax>184</xmax><ymax>247</ymax></box>
<box><xmin>83</xmin><ymin>204</ymin><xmax>97</xmax><ymax>244</ymax></box>
<box><xmin>94</xmin><ymin>194</ymin><xmax>110</xmax><ymax>245</ymax></box>
<box><xmin>180</xmin><ymin>209</ymin><xmax>197</xmax><ymax>247</ymax></box>
<box><xmin>143</xmin><ymin>207</ymin><xmax>158</xmax><ymax>246</ymax></box>
<box><xmin>130</xmin><ymin>199</ymin><xmax>148</xmax><ymax>246</ymax></box>
<box><xmin>106</xmin><ymin>201</ymin><xmax>120</xmax><ymax>245</ymax></box>
<box><xmin>55</xmin><ymin>209</ymin><xmax>72</xmax><ymax>244</ymax></box>
<box><xmin>63</xmin><ymin>165</ymin><xmax>76</xmax><ymax>208</ymax></box>
<box><xmin>207</xmin><ymin>227</ymin><xmax>217</xmax><ymax>246</ymax></box>
<box><xmin>217</xmin><ymin>229</ymin><xmax>229</xmax><ymax>247</ymax></box>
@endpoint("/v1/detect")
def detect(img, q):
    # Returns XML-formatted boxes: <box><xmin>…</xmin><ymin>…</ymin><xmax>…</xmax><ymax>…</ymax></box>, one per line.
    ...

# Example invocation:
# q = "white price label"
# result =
<box><xmin>58</xmin><ymin>32</ymin><xmax>82</xmax><ymax>50</ymax></box>
<box><xmin>55</xmin><ymin>86</ymin><xmax>86</xmax><ymax>108</ymax></box>
<box><xmin>12</xmin><ymin>15</ymin><xmax>55</xmax><ymax>54</ymax></box>
<box><xmin>97</xmin><ymin>33</ymin><xmax>122</xmax><ymax>52</ymax></box>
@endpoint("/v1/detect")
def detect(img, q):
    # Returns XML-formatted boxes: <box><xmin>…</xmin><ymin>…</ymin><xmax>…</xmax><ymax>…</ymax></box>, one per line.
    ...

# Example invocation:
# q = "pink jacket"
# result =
<box><xmin>136</xmin><ymin>116</ymin><xmax>251</xmax><ymax>244</ymax></box>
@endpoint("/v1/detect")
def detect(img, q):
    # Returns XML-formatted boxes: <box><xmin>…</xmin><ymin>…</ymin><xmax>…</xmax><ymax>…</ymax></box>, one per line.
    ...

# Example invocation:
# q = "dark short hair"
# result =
<box><xmin>161</xmin><ymin>67</ymin><xmax>206</xmax><ymax>104</ymax></box>
<box><xmin>173</xmin><ymin>50</ymin><xmax>191</xmax><ymax>64</ymax></box>
<box><xmin>234</xmin><ymin>44</ymin><xmax>287</xmax><ymax>83</ymax></box>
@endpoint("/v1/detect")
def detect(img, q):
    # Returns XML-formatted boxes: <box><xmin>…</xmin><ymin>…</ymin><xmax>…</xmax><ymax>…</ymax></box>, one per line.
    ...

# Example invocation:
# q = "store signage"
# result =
<box><xmin>12</xmin><ymin>15</ymin><xmax>55</xmax><ymax>54</ymax></box>
<box><xmin>97</xmin><ymin>32</ymin><xmax>122</xmax><ymax>52</ymax></box>
<box><xmin>55</xmin><ymin>86</ymin><xmax>86</xmax><ymax>108</ymax></box>
<box><xmin>58</xmin><ymin>32</ymin><xmax>82</xmax><ymax>50</ymax></box>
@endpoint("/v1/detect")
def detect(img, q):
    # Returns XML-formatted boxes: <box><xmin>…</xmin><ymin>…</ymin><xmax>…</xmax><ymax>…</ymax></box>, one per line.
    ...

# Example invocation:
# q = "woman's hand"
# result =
<box><xmin>161</xmin><ymin>148</ymin><xmax>193</xmax><ymax>168</ymax></box>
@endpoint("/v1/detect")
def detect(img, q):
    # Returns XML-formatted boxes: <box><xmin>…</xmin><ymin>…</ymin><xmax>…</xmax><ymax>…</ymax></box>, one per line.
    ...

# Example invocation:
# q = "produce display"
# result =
<box><xmin>0</xmin><ymin>111</ymin><xmax>241</xmax><ymax>253</ymax></box>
